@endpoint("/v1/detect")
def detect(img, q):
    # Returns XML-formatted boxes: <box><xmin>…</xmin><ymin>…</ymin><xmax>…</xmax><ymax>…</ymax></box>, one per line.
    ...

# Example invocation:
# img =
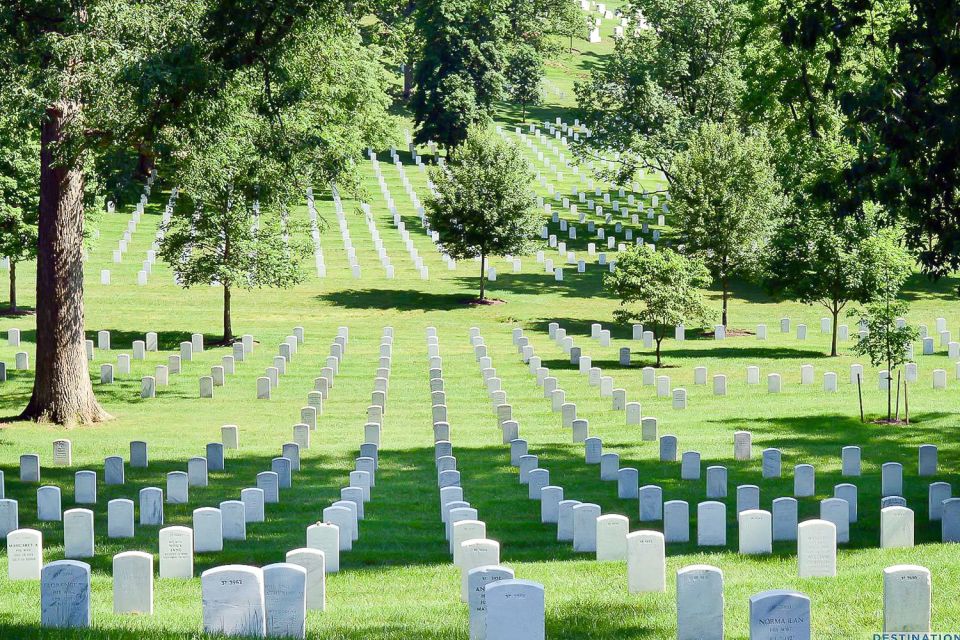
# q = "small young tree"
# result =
<box><xmin>850</xmin><ymin>278</ymin><xmax>919</xmax><ymax>422</ymax></box>
<box><xmin>767</xmin><ymin>219</ymin><xmax>914</xmax><ymax>356</ymax></box>
<box><xmin>0</xmin><ymin>120</ymin><xmax>40</xmax><ymax>314</ymax></box>
<box><xmin>160</xmin><ymin>200</ymin><xmax>312</xmax><ymax>344</ymax></box>
<box><xmin>427</xmin><ymin>128</ymin><xmax>540</xmax><ymax>301</ymax></box>
<box><xmin>672</xmin><ymin>122</ymin><xmax>783</xmax><ymax>328</ymax></box>
<box><xmin>506</xmin><ymin>45</ymin><xmax>544</xmax><ymax>123</ymax></box>
<box><xmin>604</xmin><ymin>245</ymin><xmax>713</xmax><ymax>366</ymax></box>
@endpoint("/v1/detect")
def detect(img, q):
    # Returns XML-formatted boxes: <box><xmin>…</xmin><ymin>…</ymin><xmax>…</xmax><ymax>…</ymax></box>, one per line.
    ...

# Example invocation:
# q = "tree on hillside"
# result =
<box><xmin>507</xmin><ymin>0</ymin><xmax>584</xmax><ymax>54</ymax></box>
<box><xmin>671</xmin><ymin>122</ymin><xmax>783</xmax><ymax>328</ymax></box>
<box><xmin>0</xmin><ymin>120</ymin><xmax>40</xmax><ymax>314</ymax></box>
<box><xmin>0</xmin><ymin>1</ymin><xmax>391</xmax><ymax>425</ymax></box>
<box><xmin>851</xmin><ymin>288</ymin><xmax>918</xmax><ymax>423</ymax></box>
<box><xmin>574</xmin><ymin>0</ymin><xmax>746</xmax><ymax>184</ymax></box>
<box><xmin>426</xmin><ymin>128</ymin><xmax>540</xmax><ymax>301</ymax></box>
<box><xmin>506</xmin><ymin>45</ymin><xmax>544</xmax><ymax>123</ymax></box>
<box><xmin>412</xmin><ymin>0</ymin><xmax>510</xmax><ymax>148</ymax></box>
<box><xmin>160</xmin><ymin>201</ymin><xmax>311</xmax><ymax>344</ymax></box>
<box><xmin>604</xmin><ymin>245</ymin><xmax>713</xmax><ymax>367</ymax></box>
<box><xmin>767</xmin><ymin>212</ymin><xmax>913</xmax><ymax>357</ymax></box>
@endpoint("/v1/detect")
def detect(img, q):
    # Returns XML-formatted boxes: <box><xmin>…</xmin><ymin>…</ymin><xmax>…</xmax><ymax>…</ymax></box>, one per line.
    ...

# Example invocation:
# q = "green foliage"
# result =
<box><xmin>671</xmin><ymin>121</ymin><xmax>783</xmax><ymax>326</ymax></box>
<box><xmin>845</xmin><ymin>0</ymin><xmax>960</xmax><ymax>280</ymax></box>
<box><xmin>411</xmin><ymin>0</ymin><xmax>510</xmax><ymax>148</ymax></box>
<box><xmin>604</xmin><ymin>245</ymin><xmax>713</xmax><ymax>365</ymax></box>
<box><xmin>574</xmin><ymin>0</ymin><xmax>746</xmax><ymax>183</ymax></box>
<box><xmin>426</xmin><ymin>128</ymin><xmax>540</xmax><ymax>299</ymax></box>
<box><xmin>159</xmin><ymin>198</ymin><xmax>311</xmax><ymax>293</ymax></box>
<box><xmin>507</xmin><ymin>0</ymin><xmax>585</xmax><ymax>54</ymax></box>
<box><xmin>766</xmin><ymin>210</ymin><xmax>914</xmax><ymax>355</ymax></box>
<box><xmin>506</xmin><ymin>45</ymin><xmax>544</xmax><ymax>122</ymax></box>
<box><xmin>0</xmin><ymin>121</ymin><xmax>40</xmax><ymax>265</ymax></box>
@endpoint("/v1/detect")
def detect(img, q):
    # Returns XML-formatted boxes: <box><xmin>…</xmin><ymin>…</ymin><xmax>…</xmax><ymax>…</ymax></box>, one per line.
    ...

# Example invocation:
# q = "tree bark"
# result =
<box><xmin>479</xmin><ymin>253</ymin><xmax>486</xmax><ymax>301</ymax></box>
<box><xmin>22</xmin><ymin>102</ymin><xmax>110</xmax><ymax>425</ymax></box>
<box><xmin>830</xmin><ymin>305</ymin><xmax>839</xmax><ymax>357</ymax></box>
<box><xmin>403</xmin><ymin>62</ymin><xmax>414</xmax><ymax>101</ymax></box>
<box><xmin>136</xmin><ymin>147</ymin><xmax>155</xmax><ymax>182</ymax></box>
<box><xmin>721</xmin><ymin>276</ymin><xmax>729</xmax><ymax>327</ymax></box>
<box><xmin>9</xmin><ymin>260</ymin><xmax>16</xmax><ymax>313</ymax></box>
<box><xmin>655</xmin><ymin>337</ymin><xmax>662</xmax><ymax>367</ymax></box>
<box><xmin>223</xmin><ymin>285</ymin><xmax>233</xmax><ymax>343</ymax></box>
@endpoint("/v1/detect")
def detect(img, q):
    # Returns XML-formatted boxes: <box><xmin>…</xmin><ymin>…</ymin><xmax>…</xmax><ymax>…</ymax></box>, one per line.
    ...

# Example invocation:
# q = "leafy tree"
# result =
<box><xmin>0</xmin><ymin>0</ymin><xmax>390</xmax><ymax>424</ymax></box>
<box><xmin>845</xmin><ymin>0</ymin><xmax>960</xmax><ymax>281</ymax></box>
<box><xmin>574</xmin><ymin>0</ymin><xmax>746</xmax><ymax>184</ymax></box>
<box><xmin>356</xmin><ymin>0</ymin><xmax>420</xmax><ymax>100</ymax></box>
<box><xmin>0</xmin><ymin>121</ymin><xmax>40</xmax><ymax>314</ymax></box>
<box><xmin>506</xmin><ymin>45</ymin><xmax>544</xmax><ymax>123</ymax></box>
<box><xmin>851</xmin><ymin>289</ymin><xmax>919</xmax><ymax>423</ymax></box>
<box><xmin>604</xmin><ymin>245</ymin><xmax>713</xmax><ymax>366</ymax></box>
<box><xmin>767</xmin><ymin>212</ymin><xmax>913</xmax><ymax>357</ymax></box>
<box><xmin>412</xmin><ymin>0</ymin><xmax>510</xmax><ymax>148</ymax></box>
<box><xmin>672</xmin><ymin>122</ymin><xmax>783</xmax><ymax>327</ymax></box>
<box><xmin>507</xmin><ymin>0</ymin><xmax>584</xmax><ymax>54</ymax></box>
<box><xmin>160</xmin><ymin>201</ymin><xmax>311</xmax><ymax>344</ymax></box>
<box><xmin>426</xmin><ymin>128</ymin><xmax>540</xmax><ymax>301</ymax></box>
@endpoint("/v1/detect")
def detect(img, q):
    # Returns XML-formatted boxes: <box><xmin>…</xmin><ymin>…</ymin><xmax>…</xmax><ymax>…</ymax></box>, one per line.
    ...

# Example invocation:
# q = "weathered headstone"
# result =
<box><xmin>200</xmin><ymin>565</ymin><xmax>266</xmax><ymax>636</ymax></box>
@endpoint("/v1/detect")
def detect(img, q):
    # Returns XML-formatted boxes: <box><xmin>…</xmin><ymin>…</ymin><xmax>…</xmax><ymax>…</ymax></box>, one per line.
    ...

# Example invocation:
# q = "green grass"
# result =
<box><xmin>2</xmin><ymin>14</ymin><xmax>960</xmax><ymax>639</ymax></box>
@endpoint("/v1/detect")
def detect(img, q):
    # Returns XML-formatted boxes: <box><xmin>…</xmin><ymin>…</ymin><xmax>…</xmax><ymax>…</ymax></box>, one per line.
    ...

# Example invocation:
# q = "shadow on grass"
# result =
<box><xmin>318</xmin><ymin>289</ymin><xmax>479</xmax><ymax>312</ymax></box>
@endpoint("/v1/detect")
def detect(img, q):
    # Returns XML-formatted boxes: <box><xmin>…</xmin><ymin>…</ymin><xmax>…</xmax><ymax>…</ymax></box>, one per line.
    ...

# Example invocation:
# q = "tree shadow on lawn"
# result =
<box><xmin>455</xmin><ymin>271</ymin><xmax>608</xmax><ymax>300</ymax></box>
<box><xmin>524</xmin><ymin>317</ymin><xmax>830</xmax><ymax>361</ymax></box>
<box><xmin>81</xmin><ymin>329</ymin><xmax>232</xmax><ymax>351</ymax></box>
<box><xmin>318</xmin><ymin>289</ymin><xmax>478</xmax><ymax>312</ymax></box>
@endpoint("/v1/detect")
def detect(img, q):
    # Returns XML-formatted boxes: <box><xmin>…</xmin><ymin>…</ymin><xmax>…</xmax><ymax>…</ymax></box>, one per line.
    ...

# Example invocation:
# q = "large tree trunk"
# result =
<box><xmin>136</xmin><ymin>146</ymin><xmax>155</xmax><ymax>182</ymax></box>
<box><xmin>830</xmin><ymin>305</ymin><xmax>839</xmax><ymax>357</ymax></box>
<box><xmin>479</xmin><ymin>253</ymin><xmax>486</xmax><ymax>301</ymax></box>
<box><xmin>721</xmin><ymin>276</ymin><xmax>729</xmax><ymax>328</ymax></box>
<box><xmin>223</xmin><ymin>285</ymin><xmax>233</xmax><ymax>343</ymax></box>
<box><xmin>9</xmin><ymin>260</ymin><xmax>16</xmax><ymax>313</ymax></box>
<box><xmin>403</xmin><ymin>62</ymin><xmax>414</xmax><ymax>101</ymax></box>
<box><xmin>22</xmin><ymin>102</ymin><xmax>110</xmax><ymax>425</ymax></box>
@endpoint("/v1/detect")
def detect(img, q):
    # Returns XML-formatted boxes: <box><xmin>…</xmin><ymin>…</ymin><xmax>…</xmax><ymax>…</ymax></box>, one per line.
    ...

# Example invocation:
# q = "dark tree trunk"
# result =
<box><xmin>521</xmin><ymin>102</ymin><xmax>526</xmax><ymax>123</ymax></box>
<box><xmin>22</xmin><ymin>102</ymin><xmax>110</xmax><ymax>425</ymax></box>
<box><xmin>136</xmin><ymin>147</ymin><xmax>155</xmax><ymax>182</ymax></box>
<box><xmin>830</xmin><ymin>304</ymin><xmax>840</xmax><ymax>357</ymax></box>
<box><xmin>721</xmin><ymin>276</ymin><xmax>729</xmax><ymax>327</ymax></box>
<box><xmin>403</xmin><ymin>62</ymin><xmax>414</xmax><ymax>101</ymax></box>
<box><xmin>479</xmin><ymin>253</ymin><xmax>486</xmax><ymax>301</ymax></box>
<box><xmin>223</xmin><ymin>285</ymin><xmax>233</xmax><ymax>343</ymax></box>
<box><xmin>655</xmin><ymin>337</ymin><xmax>662</xmax><ymax>367</ymax></box>
<box><xmin>9</xmin><ymin>260</ymin><xmax>16</xmax><ymax>313</ymax></box>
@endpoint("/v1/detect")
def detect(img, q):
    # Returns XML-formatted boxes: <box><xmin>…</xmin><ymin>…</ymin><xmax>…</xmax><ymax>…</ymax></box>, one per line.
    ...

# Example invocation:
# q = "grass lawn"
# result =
<box><xmin>1</xmin><ymin>9</ymin><xmax>960</xmax><ymax>639</ymax></box>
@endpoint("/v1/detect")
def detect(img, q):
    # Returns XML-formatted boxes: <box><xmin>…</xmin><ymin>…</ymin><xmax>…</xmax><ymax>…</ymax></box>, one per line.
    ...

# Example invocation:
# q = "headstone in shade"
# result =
<box><xmin>263</xmin><ymin>562</ymin><xmax>307</xmax><ymax>639</ymax></box>
<box><xmin>664</xmin><ymin>500</ymin><xmax>690</xmax><ymax>544</ymax></box>
<box><xmin>40</xmin><ymin>560</ymin><xmax>91</xmax><ymax>628</ymax></box>
<box><xmin>0</xmin><ymin>498</ymin><xmax>19</xmax><ymax>538</ymax></box>
<box><xmin>762</xmin><ymin>448</ymin><xmax>781</xmax><ymax>479</ymax></box>
<box><xmin>200</xmin><ymin>565</ymin><xmax>266</xmax><ymax>637</ymax></box>
<box><xmin>241</xmin><ymin>488</ymin><xmax>265</xmax><ymax>523</ymax></box>
<box><xmin>139</xmin><ymin>487</ymin><xmax>164</xmax><ymax>526</ymax></box>
<box><xmin>749</xmin><ymin>590</ymin><xmax>810</xmax><ymax>640</ymax></box>
<box><xmin>107</xmin><ymin>499</ymin><xmax>135</xmax><ymax>538</ymax></box>
<box><xmin>167</xmin><ymin>471</ymin><xmax>188</xmax><ymax>504</ymax></box>
<box><xmin>193</xmin><ymin>507</ymin><xmax>223</xmax><ymax>553</ymax></box>
<box><xmin>697</xmin><ymin>501</ymin><xmax>726</xmax><ymax>546</ymax></box>
<box><xmin>676</xmin><ymin>564</ymin><xmax>724</xmax><ymax>640</ymax></box>
<box><xmin>104</xmin><ymin>456</ymin><xmax>124</xmax><ymax>485</ymax></box>
<box><xmin>63</xmin><ymin>509</ymin><xmax>94</xmax><ymax>558</ymax></box>
<box><xmin>929</xmin><ymin>482</ymin><xmax>951</xmax><ymax>521</ymax></box>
